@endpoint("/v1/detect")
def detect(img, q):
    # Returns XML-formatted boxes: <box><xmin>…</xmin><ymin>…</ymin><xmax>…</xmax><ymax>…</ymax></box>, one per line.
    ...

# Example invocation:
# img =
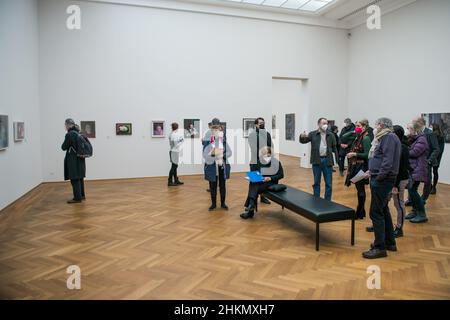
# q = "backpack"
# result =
<box><xmin>72</xmin><ymin>133</ymin><xmax>93</xmax><ymax>158</ymax></box>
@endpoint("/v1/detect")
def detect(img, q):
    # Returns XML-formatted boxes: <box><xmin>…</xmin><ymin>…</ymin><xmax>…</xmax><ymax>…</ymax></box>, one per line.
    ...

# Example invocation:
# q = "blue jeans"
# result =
<box><xmin>312</xmin><ymin>157</ymin><xmax>333</xmax><ymax>201</ymax></box>
<box><xmin>370</xmin><ymin>177</ymin><xmax>396</xmax><ymax>250</ymax></box>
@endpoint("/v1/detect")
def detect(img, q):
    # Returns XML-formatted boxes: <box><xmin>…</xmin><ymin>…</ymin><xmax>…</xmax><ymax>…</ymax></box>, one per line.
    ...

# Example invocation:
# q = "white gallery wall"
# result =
<box><xmin>348</xmin><ymin>0</ymin><xmax>450</xmax><ymax>184</ymax></box>
<box><xmin>38</xmin><ymin>0</ymin><xmax>349</xmax><ymax>181</ymax></box>
<box><xmin>0</xmin><ymin>0</ymin><xmax>42</xmax><ymax>210</ymax></box>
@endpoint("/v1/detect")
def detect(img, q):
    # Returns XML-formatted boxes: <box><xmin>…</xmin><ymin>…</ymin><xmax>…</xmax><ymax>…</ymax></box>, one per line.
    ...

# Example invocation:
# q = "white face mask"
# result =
<box><xmin>263</xmin><ymin>156</ymin><xmax>272</xmax><ymax>163</ymax></box>
<box><xmin>321</xmin><ymin>124</ymin><xmax>328</xmax><ymax>132</ymax></box>
<box><xmin>218</xmin><ymin>131</ymin><xmax>224</xmax><ymax>138</ymax></box>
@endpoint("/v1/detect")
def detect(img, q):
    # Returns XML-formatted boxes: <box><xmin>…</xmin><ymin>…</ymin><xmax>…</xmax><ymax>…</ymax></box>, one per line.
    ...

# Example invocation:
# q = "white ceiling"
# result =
<box><xmin>85</xmin><ymin>0</ymin><xmax>418</xmax><ymax>29</ymax></box>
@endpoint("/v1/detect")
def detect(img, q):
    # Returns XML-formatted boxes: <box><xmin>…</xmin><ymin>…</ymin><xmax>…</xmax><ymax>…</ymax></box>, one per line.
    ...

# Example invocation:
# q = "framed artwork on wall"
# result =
<box><xmin>422</xmin><ymin>112</ymin><xmax>450</xmax><ymax>143</ymax></box>
<box><xmin>13</xmin><ymin>121</ymin><xmax>25</xmax><ymax>142</ymax></box>
<box><xmin>116</xmin><ymin>123</ymin><xmax>132</xmax><ymax>135</ymax></box>
<box><xmin>285</xmin><ymin>113</ymin><xmax>295</xmax><ymax>141</ymax></box>
<box><xmin>272</xmin><ymin>115</ymin><xmax>276</xmax><ymax>139</ymax></box>
<box><xmin>183</xmin><ymin>119</ymin><xmax>200</xmax><ymax>139</ymax></box>
<box><xmin>80</xmin><ymin>121</ymin><xmax>96</xmax><ymax>138</ymax></box>
<box><xmin>243</xmin><ymin>118</ymin><xmax>256</xmax><ymax>138</ymax></box>
<box><xmin>152</xmin><ymin>120</ymin><xmax>165</xmax><ymax>138</ymax></box>
<box><xmin>0</xmin><ymin>115</ymin><xmax>9</xmax><ymax>150</ymax></box>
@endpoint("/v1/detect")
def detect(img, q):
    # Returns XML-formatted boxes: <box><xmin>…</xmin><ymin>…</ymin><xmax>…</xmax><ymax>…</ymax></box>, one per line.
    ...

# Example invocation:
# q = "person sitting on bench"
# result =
<box><xmin>240</xmin><ymin>147</ymin><xmax>284</xmax><ymax>220</ymax></box>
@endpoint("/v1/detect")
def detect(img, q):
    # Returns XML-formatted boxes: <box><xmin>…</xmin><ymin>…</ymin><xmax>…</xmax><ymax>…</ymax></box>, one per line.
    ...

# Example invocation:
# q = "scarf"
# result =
<box><xmin>368</xmin><ymin>128</ymin><xmax>392</xmax><ymax>159</ymax></box>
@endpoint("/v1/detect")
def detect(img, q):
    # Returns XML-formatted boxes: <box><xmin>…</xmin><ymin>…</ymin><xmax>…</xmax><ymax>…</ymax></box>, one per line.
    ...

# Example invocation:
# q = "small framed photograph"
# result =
<box><xmin>0</xmin><ymin>115</ymin><xmax>9</xmax><ymax>150</ymax></box>
<box><xmin>243</xmin><ymin>118</ymin><xmax>256</xmax><ymax>138</ymax></box>
<box><xmin>80</xmin><ymin>121</ymin><xmax>96</xmax><ymax>138</ymax></box>
<box><xmin>116</xmin><ymin>123</ymin><xmax>132</xmax><ymax>135</ymax></box>
<box><xmin>152</xmin><ymin>120</ymin><xmax>165</xmax><ymax>138</ymax></box>
<box><xmin>14</xmin><ymin>121</ymin><xmax>25</xmax><ymax>142</ymax></box>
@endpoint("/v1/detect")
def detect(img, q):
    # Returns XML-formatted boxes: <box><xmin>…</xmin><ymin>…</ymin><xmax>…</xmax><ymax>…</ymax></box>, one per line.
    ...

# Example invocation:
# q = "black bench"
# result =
<box><xmin>261</xmin><ymin>186</ymin><xmax>356</xmax><ymax>251</ymax></box>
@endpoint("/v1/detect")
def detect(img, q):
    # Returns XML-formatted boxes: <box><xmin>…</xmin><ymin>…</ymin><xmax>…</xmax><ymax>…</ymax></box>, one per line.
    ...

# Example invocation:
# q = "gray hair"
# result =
<box><xmin>375</xmin><ymin>117</ymin><xmax>393</xmax><ymax>130</ymax></box>
<box><xmin>65</xmin><ymin>118</ymin><xmax>75</xmax><ymax>126</ymax></box>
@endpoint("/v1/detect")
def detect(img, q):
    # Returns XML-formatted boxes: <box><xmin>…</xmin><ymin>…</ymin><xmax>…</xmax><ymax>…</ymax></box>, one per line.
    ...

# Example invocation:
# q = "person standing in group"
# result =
<box><xmin>389</xmin><ymin>125</ymin><xmax>411</xmax><ymax>237</ymax></box>
<box><xmin>203</xmin><ymin>118</ymin><xmax>231</xmax><ymax>211</ymax></box>
<box><xmin>299</xmin><ymin>118</ymin><xmax>337</xmax><ymax>201</ymax></box>
<box><xmin>342</xmin><ymin>119</ymin><xmax>372</xmax><ymax>219</ymax></box>
<box><xmin>405</xmin><ymin>120</ymin><xmax>430</xmax><ymax>223</ymax></box>
<box><xmin>248</xmin><ymin>117</ymin><xmax>273</xmax><ymax>205</ymax></box>
<box><xmin>414</xmin><ymin>117</ymin><xmax>440</xmax><ymax>203</ymax></box>
<box><xmin>168</xmin><ymin>122</ymin><xmax>184</xmax><ymax>187</ymax></box>
<box><xmin>240</xmin><ymin>147</ymin><xmax>284</xmax><ymax>220</ymax></box>
<box><xmin>61</xmin><ymin>118</ymin><xmax>86</xmax><ymax>204</ymax></box>
<box><xmin>338</xmin><ymin>118</ymin><xmax>355</xmax><ymax>177</ymax></box>
<box><xmin>430</xmin><ymin>123</ymin><xmax>445</xmax><ymax>195</ymax></box>
<box><xmin>363</xmin><ymin>117</ymin><xmax>401</xmax><ymax>259</ymax></box>
<box><xmin>331</xmin><ymin>125</ymin><xmax>340</xmax><ymax>173</ymax></box>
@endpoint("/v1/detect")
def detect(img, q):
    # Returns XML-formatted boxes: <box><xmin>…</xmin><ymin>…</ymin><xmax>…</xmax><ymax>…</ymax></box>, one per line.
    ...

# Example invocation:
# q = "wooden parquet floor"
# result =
<box><xmin>1</xmin><ymin>155</ymin><xmax>449</xmax><ymax>300</ymax></box>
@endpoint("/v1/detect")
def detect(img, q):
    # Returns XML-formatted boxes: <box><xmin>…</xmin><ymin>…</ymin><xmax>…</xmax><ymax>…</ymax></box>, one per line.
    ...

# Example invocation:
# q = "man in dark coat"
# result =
<box><xmin>248</xmin><ymin>117</ymin><xmax>273</xmax><ymax>205</ymax></box>
<box><xmin>62</xmin><ymin>118</ymin><xmax>86</xmax><ymax>203</ymax></box>
<box><xmin>338</xmin><ymin>118</ymin><xmax>355</xmax><ymax>176</ymax></box>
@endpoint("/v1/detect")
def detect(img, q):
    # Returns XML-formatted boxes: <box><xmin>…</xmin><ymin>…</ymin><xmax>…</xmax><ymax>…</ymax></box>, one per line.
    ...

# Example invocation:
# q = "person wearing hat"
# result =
<box><xmin>203</xmin><ymin>118</ymin><xmax>231</xmax><ymax>211</ymax></box>
<box><xmin>61</xmin><ymin>118</ymin><xmax>86</xmax><ymax>203</ymax></box>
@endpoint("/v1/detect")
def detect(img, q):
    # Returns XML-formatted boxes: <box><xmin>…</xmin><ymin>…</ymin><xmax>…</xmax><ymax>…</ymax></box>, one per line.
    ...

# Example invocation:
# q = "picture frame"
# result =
<box><xmin>183</xmin><ymin>119</ymin><xmax>200</xmax><ymax>139</ymax></box>
<box><xmin>116</xmin><ymin>123</ymin><xmax>132</xmax><ymax>135</ymax></box>
<box><xmin>0</xmin><ymin>115</ymin><xmax>8</xmax><ymax>150</ymax></box>
<box><xmin>152</xmin><ymin>120</ymin><xmax>165</xmax><ymax>138</ymax></box>
<box><xmin>13</xmin><ymin>121</ymin><xmax>25</xmax><ymax>142</ymax></box>
<box><xmin>80</xmin><ymin>121</ymin><xmax>96</xmax><ymax>138</ymax></box>
<box><xmin>243</xmin><ymin>118</ymin><xmax>256</xmax><ymax>138</ymax></box>
<box><xmin>285</xmin><ymin>113</ymin><xmax>295</xmax><ymax>141</ymax></box>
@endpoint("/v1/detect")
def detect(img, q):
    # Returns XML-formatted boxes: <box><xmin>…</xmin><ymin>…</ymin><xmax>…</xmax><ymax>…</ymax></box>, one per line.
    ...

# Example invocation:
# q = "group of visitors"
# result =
<box><xmin>61</xmin><ymin>114</ymin><xmax>445</xmax><ymax>259</ymax></box>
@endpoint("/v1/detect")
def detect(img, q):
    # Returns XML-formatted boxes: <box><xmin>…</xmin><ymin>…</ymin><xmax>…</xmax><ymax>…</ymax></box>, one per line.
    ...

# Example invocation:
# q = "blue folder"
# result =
<box><xmin>246</xmin><ymin>171</ymin><xmax>264</xmax><ymax>183</ymax></box>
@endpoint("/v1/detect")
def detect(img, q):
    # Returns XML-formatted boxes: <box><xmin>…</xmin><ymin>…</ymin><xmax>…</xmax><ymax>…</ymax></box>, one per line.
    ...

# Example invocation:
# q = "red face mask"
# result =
<box><xmin>355</xmin><ymin>127</ymin><xmax>363</xmax><ymax>134</ymax></box>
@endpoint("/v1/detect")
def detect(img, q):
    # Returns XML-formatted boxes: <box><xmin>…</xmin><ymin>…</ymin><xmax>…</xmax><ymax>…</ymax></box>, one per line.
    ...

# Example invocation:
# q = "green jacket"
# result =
<box><xmin>342</xmin><ymin>131</ymin><xmax>371</xmax><ymax>160</ymax></box>
<box><xmin>299</xmin><ymin>130</ymin><xmax>337</xmax><ymax>166</ymax></box>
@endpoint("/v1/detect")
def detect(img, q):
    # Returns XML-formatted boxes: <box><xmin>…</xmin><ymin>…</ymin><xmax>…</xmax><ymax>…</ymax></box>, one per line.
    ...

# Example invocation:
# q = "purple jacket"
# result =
<box><xmin>409</xmin><ymin>134</ymin><xmax>429</xmax><ymax>182</ymax></box>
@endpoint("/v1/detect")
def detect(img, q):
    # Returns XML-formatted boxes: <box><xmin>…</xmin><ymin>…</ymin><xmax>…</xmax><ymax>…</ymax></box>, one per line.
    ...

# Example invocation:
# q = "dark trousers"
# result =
<box><xmin>432</xmin><ymin>166</ymin><xmax>439</xmax><ymax>188</ymax></box>
<box><xmin>409</xmin><ymin>181</ymin><xmax>425</xmax><ymax>213</ymax></box>
<box><xmin>70</xmin><ymin>179</ymin><xmax>85</xmax><ymax>201</ymax></box>
<box><xmin>355</xmin><ymin>180</ymin><xmax>367</xmax><ymax>218</ymax></box>
<box><xmin>210</xmin><ymin>166</ymin><xmax>226</xmax><ymax>205</ymax></box>
<box><xmin>369</xmin><ymin>177</ymin><xmax>396</xmax><ymax>250</ymax></box>
<box><xmin>422</xmin><ymin>164</ymin><xmax>432</xmax><ymax>201</ymax></box>
<box><xmin>245</xmin><ymin>182</ymin><xmax>271</xmax><ymax>209</ymax></box>
<box><xmin>338</xmin><ymin>155</ymin><xmax>346</xmax><ymax>173</ymax></box>
<box><xmin>312</xmin><ymin>157</ymin><xmax>333</xmax><ymax>201</ymax></box>
<box><xmin>168</xmin><ymin>163</ymin><xmax>178</xmax><ymax>182</ymax></box>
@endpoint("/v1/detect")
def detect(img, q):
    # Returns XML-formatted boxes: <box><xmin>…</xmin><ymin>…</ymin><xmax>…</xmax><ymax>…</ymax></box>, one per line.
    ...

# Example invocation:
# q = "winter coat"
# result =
<box><xmin>203</xmin><ymin>131</ymin><xmax>232</xmax><ymax>182</ymax></box>
<box><xmin>62</xmin><ymin>127</ymin><xmax>86</xmax><ymax>180</ymax></box>
<box><xmin>409</xmin><ymin>134</ymin><xmax>429</xmax><ymax>183</ymax></box>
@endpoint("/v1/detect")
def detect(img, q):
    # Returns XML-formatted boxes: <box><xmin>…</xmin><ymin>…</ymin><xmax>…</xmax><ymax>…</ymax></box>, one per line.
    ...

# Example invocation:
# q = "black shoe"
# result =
<box><xmin>221</xmin><ymin>204</ymin><xmax>229</xmax><ymax>210</ymax></box>
<box><xmin>366</xmin><ymin>226</ymin><xmax>374</xmax><ymax>232</ymax></box>
<box><xmin>168</xmin><ymin>182</ymin><xmax>177</xmax><ymax>187</ymax></box>
<box><xmin>430</xmin><ymin>187</ymin><xmax>437</xmax><ymax>195</ymax></box>
<box><xmin>206</xmin><ymin>189</ymin><xmax>210</xmax><ymax>192</ymax></box>
<box><xmin>371</xmin><ymin>243</ymin><xmax>397</xmax><ymax>252</ymax></box>
<box><xmin>393</xmin><ymin>227</ymin><xmax>403</xmax><ymax>238</ymax></box>
<box><xmin>363</xmin><ymin>248</ymin><xmax>388</xmax><ymax>259</ymax></box>
<box><xmin>175</xmin><ymin>180</ymin><xmax>184</xmax><ymax>185</ymax></box>
<box><xmin>209</xmin><ymin>204</ymin><xmax>216</xmax><ymax>211</ymax></box>
<box><xmin>67</xmin><ymin>199</ymin><xmax>82</xmax><ymax>204</ymax></box>
<box><xmin>240</xmin><ymin>211</ymin><xmax>254</xmax><ymax>219</ymax></box>
<box><xmin>260</xmin><ymin>197</ymin><xmax>271</xmax><ymax>204</ymax></box>
<box><xmin>405</xmin><ymin>211</ymin><xmax>417</xmax><ymax>220</ymax></box>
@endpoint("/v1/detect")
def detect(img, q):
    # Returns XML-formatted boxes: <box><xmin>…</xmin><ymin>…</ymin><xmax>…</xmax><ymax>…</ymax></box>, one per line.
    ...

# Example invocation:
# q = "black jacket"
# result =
<box><xmin>395</xmin><ymin>142</ymin><xmax>410</xmax><ymax>188</ymax></box>
<box><xmin>62</xmin><ymin>127</ymin><xmax>86</xmax><ymax>180</ymax></box>
<box><xmin>423</xmin><ymin>127</ymin><xmax>440</xmax><ymax>166</ymax></box>
<box><xmin>249</xmin><ymin>128</ymin><xmax>273</xmax><ymax>172</ymax></box>
<box><xmin>299</xmin><ymin>130</ymin><xmax>337</xmax><ymax>166</ymax></box>
<box><xmin>339</xmin><ymin>124</ymin><xmax>355</xmax><ymax>156</ymax></box>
